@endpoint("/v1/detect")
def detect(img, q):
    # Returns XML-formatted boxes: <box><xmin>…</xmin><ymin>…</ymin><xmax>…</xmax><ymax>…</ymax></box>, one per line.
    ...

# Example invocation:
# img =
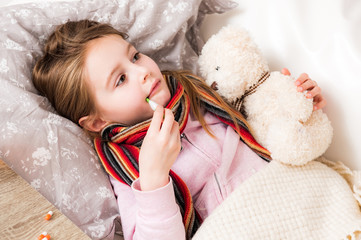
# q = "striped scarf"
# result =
<box><xmin>94</xmin><ymin>73</ymin><xmax>271</xmax><ymax>239</ymax></box>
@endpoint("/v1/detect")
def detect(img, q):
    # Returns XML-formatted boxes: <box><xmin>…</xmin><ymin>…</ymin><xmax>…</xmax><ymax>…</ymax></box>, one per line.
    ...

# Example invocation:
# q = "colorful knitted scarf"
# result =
<box><xmin>94</xmin><ymin>73</ymin><xmax>271</xmax><ymax>239</ymax></box>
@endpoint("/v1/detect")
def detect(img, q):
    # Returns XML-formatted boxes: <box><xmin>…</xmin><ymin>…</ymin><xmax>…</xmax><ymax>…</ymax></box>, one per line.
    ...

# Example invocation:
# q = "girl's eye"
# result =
<box><xmin>132</xmin><ymin>52</ymin><xmax>140</xmax><ymax>63</ymax></box>
<box><xmin>115</xmin><ymin>75</ymin><xmax>126</xmax><ymax>87</ymax></box>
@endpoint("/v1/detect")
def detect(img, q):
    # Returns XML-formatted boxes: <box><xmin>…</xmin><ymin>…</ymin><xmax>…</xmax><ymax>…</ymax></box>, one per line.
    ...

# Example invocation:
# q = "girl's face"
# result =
<box><xmin>82</xmin><ymin>34</ymin><xmax>170</xmax><ymax>131</ymax></box>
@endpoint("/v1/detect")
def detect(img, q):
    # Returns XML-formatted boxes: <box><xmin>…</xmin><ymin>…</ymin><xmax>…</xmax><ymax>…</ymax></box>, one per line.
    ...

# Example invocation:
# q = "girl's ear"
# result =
<box><xmin>78</xmin><ymin>115</ymin><xmax>109</xmax><ymax>133</ymax></box>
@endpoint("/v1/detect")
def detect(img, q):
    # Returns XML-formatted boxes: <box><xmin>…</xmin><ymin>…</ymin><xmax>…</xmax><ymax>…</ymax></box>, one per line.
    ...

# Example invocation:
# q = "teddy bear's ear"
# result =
<box><xmin>219</xmin><ymin>25</ymin><xmax>248</xmax><ymax>38</ymax></box>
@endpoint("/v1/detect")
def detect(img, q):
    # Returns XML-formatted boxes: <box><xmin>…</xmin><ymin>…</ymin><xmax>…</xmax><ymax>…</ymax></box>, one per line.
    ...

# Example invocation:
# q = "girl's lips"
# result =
<box><xmin>148</xmin><ymin>80</ymin><xmax>160</xmax><ymax>99</ymax></box>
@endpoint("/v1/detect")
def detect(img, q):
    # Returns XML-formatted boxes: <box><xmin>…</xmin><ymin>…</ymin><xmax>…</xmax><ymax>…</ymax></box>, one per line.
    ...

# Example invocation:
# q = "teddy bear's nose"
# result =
<box><xmin>211</xmin><ymin>81</ymin><xmax>218</xmax><ymax>90</ymax></box>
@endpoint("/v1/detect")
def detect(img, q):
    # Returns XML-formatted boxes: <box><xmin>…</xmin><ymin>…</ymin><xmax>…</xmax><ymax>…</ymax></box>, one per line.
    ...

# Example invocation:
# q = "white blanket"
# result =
<box><xmin>193</xmin><ymin>159</ymin><xmax>361</xmax><ymax>239</ymax></box>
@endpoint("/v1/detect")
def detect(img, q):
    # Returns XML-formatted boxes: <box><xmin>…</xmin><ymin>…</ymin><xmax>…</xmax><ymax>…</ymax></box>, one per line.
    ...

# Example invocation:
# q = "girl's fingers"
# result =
<box><xmin>305</xmin><ymin>85</ymin><xmax>321</xmax><ymax>98</ymax></box>
<box><xmin>160</xmin><ymin>110</ymin><xmax>180</xmax><ymax>150</ymax></box>
<box><xmin>294</xmin><ymin>73</ymin><xmax>310</xmax><ymax>87</ymax></box>
<box><xmin>296</xmin><ymin>77</ymin><xmax>318</xmax><ymax>93</ymax></box>
<box><xmin>169</xmin><ymin>121</ymin><xmax>181</xmax><ymax>149</ymax></box>
<box><xmin>281</xmin><ymin>68</ymin><xmax>291</xmax><ymax>76</ymax></box>
<box><xmin>299</xmin><ymin>80</ymin><xmax>317</xmax><ymax>92</ymax></box>
<box><xmin>159</xmin><ymin>109</ymin><xmax>175</xmax><ymax>134</ymax></box>
<box><xmin>313</xmin><ymin>95</ymin><xmax>327</xmax><ymax>110</ymax></box>
<box><xmin>284</xmin><ymin>70</ymin><xmax>316</xmax><ymax>92</ymax></box>
<box><xmin>171</xmin><ymin>121</ymin><xmax>180</xmax><ymax>140</ymax></box>
<box><xmin>148</xmin><ymin>105</ymin><xmax>164</xmax><ymax>132</ymax></box>
<box><xmin>287</xmin><ymin>71</ymin><xmax>326</xmax><ymax>111</ymax></box>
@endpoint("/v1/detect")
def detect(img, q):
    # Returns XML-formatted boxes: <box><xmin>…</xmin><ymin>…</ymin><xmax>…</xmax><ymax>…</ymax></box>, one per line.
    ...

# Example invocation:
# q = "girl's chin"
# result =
<box><xmin>160</xmin><ymin>94</ymin><xmax>172</xmax><ymax>107</ymax></box>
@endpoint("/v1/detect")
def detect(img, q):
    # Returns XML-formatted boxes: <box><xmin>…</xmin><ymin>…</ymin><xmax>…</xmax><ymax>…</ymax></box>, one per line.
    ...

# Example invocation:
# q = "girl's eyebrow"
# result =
<box><xmin>106</xmin><ymin>42</ymin><xmax>132</xmax><ymax>88</ymax></box>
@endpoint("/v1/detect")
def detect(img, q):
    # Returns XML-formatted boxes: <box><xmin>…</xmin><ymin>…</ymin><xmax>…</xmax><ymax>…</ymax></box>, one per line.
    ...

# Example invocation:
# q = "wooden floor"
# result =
<box><xmin>0</xmin><ymin>159</ymin><xmax>90</xmax><ymax>240</ymax></box>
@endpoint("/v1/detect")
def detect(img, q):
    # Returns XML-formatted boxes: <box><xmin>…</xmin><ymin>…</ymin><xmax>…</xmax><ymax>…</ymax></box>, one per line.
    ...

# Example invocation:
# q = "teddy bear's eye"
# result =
<box><xmin>215</xmin><ymin>66</ymin><xmax>220</xmax><ymax>71</ymax></box>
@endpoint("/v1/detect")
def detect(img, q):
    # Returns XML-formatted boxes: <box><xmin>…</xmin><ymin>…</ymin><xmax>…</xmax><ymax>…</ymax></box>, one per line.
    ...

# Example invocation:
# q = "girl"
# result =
<box><xmin>32</xmin><ymin>20</ymin><xmax>326</xmax><ymax>240</ymax></box>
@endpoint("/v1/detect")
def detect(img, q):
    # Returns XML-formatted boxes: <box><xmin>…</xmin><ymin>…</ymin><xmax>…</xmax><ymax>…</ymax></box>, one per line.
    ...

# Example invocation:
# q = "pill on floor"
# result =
<box><xmin>44</xmin><ymin>211</ymin><xmax>53</xmax><ymax>220</ymax></box>
<box><xmin>42</xmin><ymin>234</ymin><xmax>51</xmax><ymax>240</ymax></box>
<box><xmin>38</xmin><ymin>232</ymin><xmax>47</xmax><ymax>240</ymax></box>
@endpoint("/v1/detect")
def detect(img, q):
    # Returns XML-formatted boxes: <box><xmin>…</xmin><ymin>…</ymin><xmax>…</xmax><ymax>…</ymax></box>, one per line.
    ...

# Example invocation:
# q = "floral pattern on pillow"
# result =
<box><xmin>0</xmin><ymin>0</ymin><xmax>236</xmax><ymax>239</ymax></box>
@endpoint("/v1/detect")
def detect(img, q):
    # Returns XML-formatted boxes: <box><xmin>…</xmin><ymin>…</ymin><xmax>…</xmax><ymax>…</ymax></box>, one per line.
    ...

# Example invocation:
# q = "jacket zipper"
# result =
<box><xmin>180</xmin><ymin>133</ymin><xmax>190</xmax><ymax>149</ymax></box>
<box><xmin>180</xmin><ymin>133</ymin><xmax>213</xmax><ymax>159</ymax></box>
<box><xmin>213</xmin><ymin>173</ymin><xmax>224</xmax><ymax>200</ymax></box>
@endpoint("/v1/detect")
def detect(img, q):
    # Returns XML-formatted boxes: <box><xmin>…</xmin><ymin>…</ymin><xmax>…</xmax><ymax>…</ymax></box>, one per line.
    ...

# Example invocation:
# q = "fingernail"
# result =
<box><xmin>297</xmin><ymin>86</ymin><xmax>303</xmax><ymax>91</ymax></box>
<box><xmin>314</xmin><ymin>106</ymin><xmax>318</xmax><ymax>110</ymax></box>
<box><xmin>306</xmin><ymin>93</ymin><xmax>311</xmax><ymax>98</ymax></box>
<box><xmin>295</xmin><ymin>80</ymin><xmax>300</xmax><ymax>86</ymax></box>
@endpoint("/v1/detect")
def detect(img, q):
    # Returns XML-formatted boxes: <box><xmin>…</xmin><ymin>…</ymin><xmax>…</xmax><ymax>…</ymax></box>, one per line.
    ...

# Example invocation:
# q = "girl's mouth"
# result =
<box><xmin>148</xmin><ymin>80</ymin><xmax>160</xmax><ymax>99</ymax></box>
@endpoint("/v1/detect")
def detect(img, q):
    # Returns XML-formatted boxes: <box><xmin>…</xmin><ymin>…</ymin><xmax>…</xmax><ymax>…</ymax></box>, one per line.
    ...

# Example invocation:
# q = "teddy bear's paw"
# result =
<box><xmin>265</xmin><ymin>115</ymin><xmax>333</xmax><ymax>165</ymax></box>
<box><xmin>268</xmin><ymin>72</ymin><xmax>314</xmax><ymax>123</ymax></box>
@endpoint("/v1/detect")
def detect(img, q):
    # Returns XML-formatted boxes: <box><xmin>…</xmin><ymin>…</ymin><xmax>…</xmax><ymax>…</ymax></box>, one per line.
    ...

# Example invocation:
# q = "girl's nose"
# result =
<box><xmin>142</xmin><ymin>73</ymin><xmax>150</xmax><ymax>82</ymax></box>
<box><xmin>133</xmin><ymin>65</ymin><xmax>150</xmax><ymax>83</ymax></box>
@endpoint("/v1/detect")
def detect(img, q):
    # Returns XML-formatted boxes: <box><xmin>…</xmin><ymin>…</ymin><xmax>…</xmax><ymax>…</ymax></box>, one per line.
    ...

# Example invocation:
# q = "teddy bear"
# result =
<box><xmin>198</xmin><ymin>25</ymin><xmax>333</xmax><ymax>165</ymax></box>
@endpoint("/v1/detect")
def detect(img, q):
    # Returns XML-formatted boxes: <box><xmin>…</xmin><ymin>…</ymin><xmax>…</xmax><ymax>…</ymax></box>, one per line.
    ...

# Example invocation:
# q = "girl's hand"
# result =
<box><xmin>282</xmin><ymin>68</ymin><xmax>327</xmax><ymax>111</ymax></box>
<box><xmin>138</xmin><ymin>105</ymin><xmax>181</xmax><ymax>191</ymax></box>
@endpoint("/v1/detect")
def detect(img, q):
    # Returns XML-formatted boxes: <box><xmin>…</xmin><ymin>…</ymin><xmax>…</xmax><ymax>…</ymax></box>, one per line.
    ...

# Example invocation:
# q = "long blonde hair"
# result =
<box><xmin>32</xmin><ymin>20</ymin><xmax>127</xmax><ymax>125</ymax></box>
<box><xmin>165</xmin><ymin>70</ymin><xmax>240</xmax><ymax>137</ymax></box>
<box><xmin>32</xmin><ymin>20</ymin><xmax>239</xmax><ymax>138</ymax></box>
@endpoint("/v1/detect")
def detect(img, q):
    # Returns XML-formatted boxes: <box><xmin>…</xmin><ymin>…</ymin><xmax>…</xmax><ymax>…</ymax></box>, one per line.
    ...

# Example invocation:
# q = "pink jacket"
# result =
<box><xmin>110</xmin><ymin>110</ymin><xmax>268</xmax><ymax>240</ymax></box>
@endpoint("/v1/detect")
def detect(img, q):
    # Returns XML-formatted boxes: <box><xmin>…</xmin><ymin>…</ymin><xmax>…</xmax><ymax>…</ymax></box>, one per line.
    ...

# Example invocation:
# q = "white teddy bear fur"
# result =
<box><xmin>198</xmin><ymin>26</ymin><xmax>333</xmax><ymax>165</ymax></box>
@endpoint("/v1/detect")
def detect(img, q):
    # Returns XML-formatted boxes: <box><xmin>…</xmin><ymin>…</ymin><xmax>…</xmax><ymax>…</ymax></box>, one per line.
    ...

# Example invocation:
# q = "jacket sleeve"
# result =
<box><xmin>110</xmin><ymin>176</ymin><xmax>186</xmax><ymax>240</ymax></box>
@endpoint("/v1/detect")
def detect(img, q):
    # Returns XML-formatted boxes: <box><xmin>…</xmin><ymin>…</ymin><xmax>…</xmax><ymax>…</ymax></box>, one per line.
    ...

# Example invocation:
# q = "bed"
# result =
<box><xmin>1</xmin><ymin>0</ymin><xmax>360</xmax><ymax>239</ymax></box>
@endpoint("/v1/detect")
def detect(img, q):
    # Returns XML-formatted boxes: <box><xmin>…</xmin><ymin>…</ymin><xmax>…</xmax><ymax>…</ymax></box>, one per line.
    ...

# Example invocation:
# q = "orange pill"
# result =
<box><xmin>42</xmin><ymin>234</ymin><xmax>51</xmax><ymax>240</ymax></box>
<box><xmin>44</xmin><ymin>211</ymin><xmax>53</xmax><ymax>220</ymax></box>
<box><xmin>38</xmin><ymin>232</ymin><xmax>47</xmax><ymax>240</ymax></box>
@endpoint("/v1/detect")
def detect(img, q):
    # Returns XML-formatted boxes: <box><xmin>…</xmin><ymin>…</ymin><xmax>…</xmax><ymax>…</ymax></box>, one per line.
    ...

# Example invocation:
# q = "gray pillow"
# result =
<box><xmin>0</xmin><ymin>0</ymin><xmax>237</xmax><ymax>239</ymax></box>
